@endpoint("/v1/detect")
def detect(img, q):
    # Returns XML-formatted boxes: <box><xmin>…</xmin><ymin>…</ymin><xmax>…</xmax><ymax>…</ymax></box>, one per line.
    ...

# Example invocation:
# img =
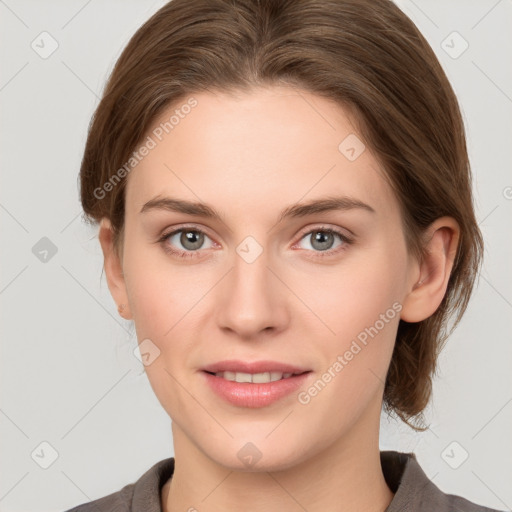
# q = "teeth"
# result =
<box><xmin>214</xmin><ymin>371</ymin><xmax>295</xmax><ymax>383</ymax></box>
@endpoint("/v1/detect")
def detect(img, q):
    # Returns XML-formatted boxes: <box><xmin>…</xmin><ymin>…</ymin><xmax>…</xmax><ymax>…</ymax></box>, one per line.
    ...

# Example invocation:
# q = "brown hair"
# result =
<box><xmin>79</xmin><ymin>0</ymin><xmax>483</xmax><ymax>429</ymax></box>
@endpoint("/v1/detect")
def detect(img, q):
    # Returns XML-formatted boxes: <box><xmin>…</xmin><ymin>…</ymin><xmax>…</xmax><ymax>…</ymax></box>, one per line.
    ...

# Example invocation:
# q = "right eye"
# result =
<box><xmin>158</xmin><ymin>226</ymin><xmax>216</xmax><ymax>259</ymax></box>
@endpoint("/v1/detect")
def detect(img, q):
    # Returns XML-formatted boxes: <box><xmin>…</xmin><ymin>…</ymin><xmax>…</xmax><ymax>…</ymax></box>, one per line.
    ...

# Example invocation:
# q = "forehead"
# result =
<box><xmin>125</xmin><ymin>85</ymin><xmax>398</xmax><ymax>222</ymax></box>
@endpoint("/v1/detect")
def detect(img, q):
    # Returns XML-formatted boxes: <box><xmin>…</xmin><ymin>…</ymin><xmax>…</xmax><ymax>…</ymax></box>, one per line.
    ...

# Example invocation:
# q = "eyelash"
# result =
<box><xmin>157</xmin><ymin>224</ymin><xmax>354</xmax><ymax>260</ymax></box>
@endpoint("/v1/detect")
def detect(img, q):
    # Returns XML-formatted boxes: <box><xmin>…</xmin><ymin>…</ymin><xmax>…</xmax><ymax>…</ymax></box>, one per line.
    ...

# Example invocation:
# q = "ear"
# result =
<box><xmin>98</xmin><ymin>218</ymin><xmax>133</xmax><ymax>320</ymax></box>
<box><xmin>400</xmin><ymin>216</ymin><xmax>460</xmax><ymax>323</ymax></box>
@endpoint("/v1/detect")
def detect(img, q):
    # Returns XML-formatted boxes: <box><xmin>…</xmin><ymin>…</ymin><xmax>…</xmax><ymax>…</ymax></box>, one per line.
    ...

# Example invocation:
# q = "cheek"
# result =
<box><xmin>122</xmin><ymin>248</ymin><xmax>203</xmax><ymax>415</ymax></box>
<box><xmin>123</xmin><ymin>238</ymin><xmax>205</xmax><ymax>331</ymax></box>
<box><xmin>291</xmin><ymin>246</ymin><xmax>405</xmax><ymax>342</ymax></box>
<box><xmin>290</xmin><ymin>244</ymin><xmax>404</xmax><ymax>405</ymax></box>
<box><xmin>295</xmin><ymin>266</ymin><xmax>401</xmax><ymax>432</ymax></box>
<box><xmin>122</xmin><ymin>244</ymin><xmax>217</xmax><ymax>406</ymax></box>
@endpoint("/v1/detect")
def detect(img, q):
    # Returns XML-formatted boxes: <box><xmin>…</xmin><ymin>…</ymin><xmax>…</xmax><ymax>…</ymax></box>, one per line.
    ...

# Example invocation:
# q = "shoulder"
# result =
<box><xmin>439</xmin><ymin>491</ymin><xmax>505</xmax><ymax>512</ymax></box>
<box><xmin>382</xmin><ymin>451</ymin><xmax>506</xmax><ymax>512</ymax></box>
<box><xmin>63</xmin><ymin>483</ymin><xmax>134</xmax><ymax>512</ymax></box>
<box><xmin>63</xmin><ymin>457</ymin><xmax>175</xmax><ymax>512</ymax></box>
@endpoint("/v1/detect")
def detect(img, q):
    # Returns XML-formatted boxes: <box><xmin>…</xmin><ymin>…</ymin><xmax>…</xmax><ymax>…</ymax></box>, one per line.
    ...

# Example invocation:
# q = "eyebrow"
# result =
<box><xmin>140</xmin><ymin>195</ymin><xmax>375</xmax><ymax>223</ymax></box>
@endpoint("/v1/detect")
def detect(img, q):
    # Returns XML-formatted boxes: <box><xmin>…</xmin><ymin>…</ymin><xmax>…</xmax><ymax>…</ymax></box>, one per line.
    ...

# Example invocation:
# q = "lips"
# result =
<box><xmin>200</xmin><ymin>359</ymin><xmax>312</xmax><ymax>408</ymax></box>
<box><xmin>201</xmin><ymin>359</ymin><xmax>310</xmax><ymax>375</ymax></box>
<box><xmin>202</xmin><ymin>371</ymin><xmax>311</xmax><ymax>408</ymax></box>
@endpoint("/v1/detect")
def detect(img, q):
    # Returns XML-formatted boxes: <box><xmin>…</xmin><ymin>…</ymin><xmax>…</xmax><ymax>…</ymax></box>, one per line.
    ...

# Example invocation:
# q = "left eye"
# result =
<box><xmin>296</xmin><ymin>228</ymin><xmax>351</xmax><ymax>253</ymax></box>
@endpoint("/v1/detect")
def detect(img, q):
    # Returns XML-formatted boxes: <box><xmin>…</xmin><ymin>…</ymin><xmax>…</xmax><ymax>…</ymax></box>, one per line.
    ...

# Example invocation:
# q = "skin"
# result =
<box><xmin>99</xmin><ymin>85</ymin><xmax>460</xmax><ymax>512</ymax></box>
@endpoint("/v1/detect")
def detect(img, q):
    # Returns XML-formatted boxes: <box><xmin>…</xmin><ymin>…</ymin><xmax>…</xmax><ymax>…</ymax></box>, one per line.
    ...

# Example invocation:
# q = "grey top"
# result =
<box><xmin>65</xmin><ymin>450</ymin><xmax>504</xmax><ymax>512</ymax></box>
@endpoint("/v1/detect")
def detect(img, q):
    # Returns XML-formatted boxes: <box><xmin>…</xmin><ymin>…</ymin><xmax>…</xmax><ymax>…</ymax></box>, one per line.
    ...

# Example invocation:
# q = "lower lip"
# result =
<box><xmin>202</xmin><ymin>371</ymin><xmax>312</xmax><ymax>408</ymax></box>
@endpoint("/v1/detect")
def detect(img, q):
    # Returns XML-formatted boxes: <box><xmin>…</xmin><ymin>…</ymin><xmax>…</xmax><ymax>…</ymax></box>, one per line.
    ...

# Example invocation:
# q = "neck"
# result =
<box><xmin>163</xmin><ymin>406</ymin><xmax>393</xmax><ymax>512</ymax></box>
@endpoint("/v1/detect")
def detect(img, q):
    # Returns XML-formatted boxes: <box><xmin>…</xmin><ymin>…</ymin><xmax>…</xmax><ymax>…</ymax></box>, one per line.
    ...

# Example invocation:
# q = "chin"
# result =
<box><xmin>203</xmin><ymin>434</ymin><xmax>313</xmax><ymax>473</ymax></box>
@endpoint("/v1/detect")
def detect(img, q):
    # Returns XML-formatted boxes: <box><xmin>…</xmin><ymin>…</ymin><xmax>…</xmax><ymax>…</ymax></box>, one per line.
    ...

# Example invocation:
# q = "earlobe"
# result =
<box><xmin>400</xmin><ymin>217</ymin><xmax>460</xmax><ymax>323</ymax></box>
<box><xmin>98</xmin><ymin>218</ymin><xmax>133</xmax><ymax>320</ymax></box>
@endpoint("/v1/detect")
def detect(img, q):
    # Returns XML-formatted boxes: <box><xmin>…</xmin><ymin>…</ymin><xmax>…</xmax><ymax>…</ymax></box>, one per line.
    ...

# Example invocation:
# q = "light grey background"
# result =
<box><xmin>1</xmin><ymin>1</ymin><xmax>511</xmax><ymax>511</ymax></box>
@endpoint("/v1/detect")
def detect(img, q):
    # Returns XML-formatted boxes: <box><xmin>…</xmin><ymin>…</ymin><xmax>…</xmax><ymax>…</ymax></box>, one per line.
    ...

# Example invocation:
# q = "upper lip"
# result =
<box><xmin>202</xmin><ymin>360</ymin><xmax>310</xmax><ymax>375</ymax></box>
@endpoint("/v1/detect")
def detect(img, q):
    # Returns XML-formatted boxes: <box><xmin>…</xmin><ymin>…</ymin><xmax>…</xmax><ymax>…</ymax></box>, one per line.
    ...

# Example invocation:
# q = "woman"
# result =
<box><xmin>67</xmin><ymin>0</ymin><xmax>503</xmax><ymax>510</ymax></box>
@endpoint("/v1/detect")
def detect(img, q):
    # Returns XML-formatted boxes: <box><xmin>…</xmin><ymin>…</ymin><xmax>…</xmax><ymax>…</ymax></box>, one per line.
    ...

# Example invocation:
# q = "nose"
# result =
<box><xmin>215</xmin><ymin>246</ymin><xmax>290</xmax><ymax>339</ymax></box>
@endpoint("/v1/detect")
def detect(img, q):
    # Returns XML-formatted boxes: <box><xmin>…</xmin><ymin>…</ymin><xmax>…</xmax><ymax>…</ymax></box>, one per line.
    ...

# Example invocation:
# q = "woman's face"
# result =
<box><xmin>116</xmin><ymin>85</ymin><xmax>419</xmax><ymax>470</ymax></box>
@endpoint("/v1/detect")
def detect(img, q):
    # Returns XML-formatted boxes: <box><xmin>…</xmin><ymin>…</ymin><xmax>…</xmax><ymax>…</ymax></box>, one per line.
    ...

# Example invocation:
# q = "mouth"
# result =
<box><xmin>203</xmin><ymin>370</ymin><xmax>309</xmax><ymax>383</ymax></box>
<box><xmin>200</xmin><ymin>360</ymin><xmax>313</xmax><ymax>408</ymax></box>
<box><xmin>201</xmin><ymin>359</ymin><xmax>310</xmax><ymax>376</ymax></box>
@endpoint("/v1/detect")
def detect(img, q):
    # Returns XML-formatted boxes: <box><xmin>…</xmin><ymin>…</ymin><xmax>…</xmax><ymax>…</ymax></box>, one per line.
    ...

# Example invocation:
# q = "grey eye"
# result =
<box><xmin>309</xmin><ymin>230</ymin><xmax>336</xmax><ymax>251</ymax></box>
<box><xmin>297</xmin><ymin>229</ymin><xmax>346</xmax><ymax>253</ymax></box>
<box><xmin>165</xmin><ymin>229</ymin><xmax>214</xmax><ymax>252</ymax></box>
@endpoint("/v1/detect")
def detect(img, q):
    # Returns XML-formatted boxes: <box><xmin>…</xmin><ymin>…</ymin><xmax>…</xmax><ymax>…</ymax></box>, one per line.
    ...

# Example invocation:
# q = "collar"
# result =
<box><xmin>125</xmin><ymin>450</ymin><xmax>498</xmax><ymax>512</ymax></box>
